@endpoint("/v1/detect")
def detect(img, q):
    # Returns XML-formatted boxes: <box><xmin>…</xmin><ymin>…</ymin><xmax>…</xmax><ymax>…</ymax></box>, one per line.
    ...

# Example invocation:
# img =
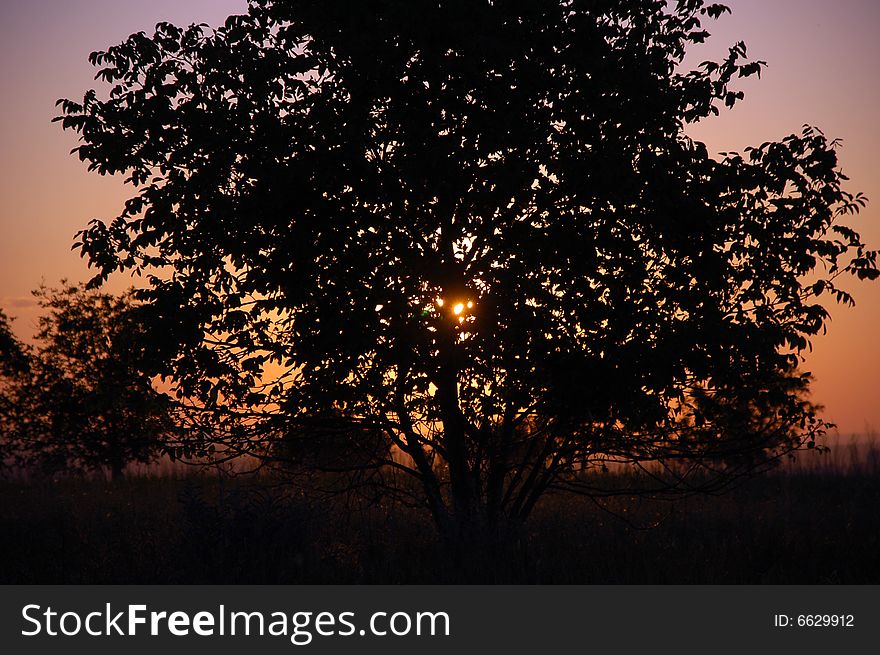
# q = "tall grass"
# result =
<box><xmin>1</xmin><ymin>439</ymin><xmax>878</xmax><ymax>584</ymax></box>
<box><xmin>779</xmin><ymin>430</ymin><xmax>880</xmax><ymax>476</ymax></box>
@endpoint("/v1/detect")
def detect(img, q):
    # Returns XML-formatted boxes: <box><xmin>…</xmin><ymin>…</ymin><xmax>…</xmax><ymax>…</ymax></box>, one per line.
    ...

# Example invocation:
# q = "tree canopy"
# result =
<box><xmin>57</xmin><ymin>0</ymin><xmax>878</xmax><ymax>543</ymax></box>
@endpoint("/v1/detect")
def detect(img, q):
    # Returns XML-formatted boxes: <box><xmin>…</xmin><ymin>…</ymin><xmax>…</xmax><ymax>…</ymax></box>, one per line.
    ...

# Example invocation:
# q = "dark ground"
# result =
<box><xmin>1</xmin><ymin>450</ymin><xmax>878</xmax><ymax>584</ymax></box>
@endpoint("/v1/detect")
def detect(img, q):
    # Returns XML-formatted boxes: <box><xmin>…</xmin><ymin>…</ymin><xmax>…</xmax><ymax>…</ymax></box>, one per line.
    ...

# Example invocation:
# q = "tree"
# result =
<box><xmin>12</xmin><ymin>285</ymin><xmax>175</xmax><ymax>479</ymax></box>
<box><xmin>57</xmin><ymin>0</ymin><xmax>878</xmax><ymax>552</ymax></box>
<box><xmin>0</xmin><ymin>310</ymin><xmax>29</xmax><ymax>377</ymax></box>
<box><xmin>0</xmin><ymin>310</ymin><xmax>30</xmax><ymax>465</ymax></box>
<box><xmin>0</xmin><ymin>309</ymin><xmax>28</xmax><ymax>377</ymax></box>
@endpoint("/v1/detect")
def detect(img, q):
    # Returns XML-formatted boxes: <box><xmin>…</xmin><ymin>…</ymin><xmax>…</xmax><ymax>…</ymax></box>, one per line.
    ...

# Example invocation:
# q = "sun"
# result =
<box><xmin>435</xmin><ymin>297</ymin><xmax>474</xmax><ymax>324</ymax></box>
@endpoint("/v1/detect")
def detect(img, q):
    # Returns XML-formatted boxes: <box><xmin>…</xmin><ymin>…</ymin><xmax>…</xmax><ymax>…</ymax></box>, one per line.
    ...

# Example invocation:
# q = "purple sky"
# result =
<box><xmin>1</xmin><ymin>0</ymin><xmax>878</xmax><ymax>434</ymax></box>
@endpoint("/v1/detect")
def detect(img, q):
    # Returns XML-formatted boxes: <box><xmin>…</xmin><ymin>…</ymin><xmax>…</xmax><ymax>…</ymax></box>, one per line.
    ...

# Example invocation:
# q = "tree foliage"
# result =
<box><xmin>0</xmin><ymin>310</ymin><xmax>30</xmax><ymax>462</ymax></box>
<box><xmin>57</xmin><ymin>0</ymin><xmax>878</xmax><ymax>540</ymax></box>
<box><xmin>4</xmin><ymin>285</ymin><xmax>174</xmax><ymax>478</ymax></box>
<box><xmin>0</xmin><ymin>310</ymin><xmax>29</xmax><ymax>378</ymax></box>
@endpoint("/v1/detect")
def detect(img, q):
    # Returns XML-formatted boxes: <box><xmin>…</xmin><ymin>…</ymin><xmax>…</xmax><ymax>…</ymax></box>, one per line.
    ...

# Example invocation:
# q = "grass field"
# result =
<box><xmin>1</xmin><ymin>436</ymin><xmax>877</xmax><ymax>584</ymax></box>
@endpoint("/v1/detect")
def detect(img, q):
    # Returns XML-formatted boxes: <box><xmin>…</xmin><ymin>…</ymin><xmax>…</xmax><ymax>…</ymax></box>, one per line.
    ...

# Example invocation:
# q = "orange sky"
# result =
<box><xmin>1</xmin><ymin>0</ymin><xmax>878</xmax><ymax>434</ymax></box>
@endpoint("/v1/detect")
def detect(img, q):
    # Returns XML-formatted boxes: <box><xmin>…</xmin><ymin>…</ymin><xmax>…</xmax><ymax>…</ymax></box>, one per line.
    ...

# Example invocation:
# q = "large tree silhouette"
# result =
<box><xmin>57</xmin><ymin>0</ymin><xmax>877</xmax><ymax>550</ymax></box>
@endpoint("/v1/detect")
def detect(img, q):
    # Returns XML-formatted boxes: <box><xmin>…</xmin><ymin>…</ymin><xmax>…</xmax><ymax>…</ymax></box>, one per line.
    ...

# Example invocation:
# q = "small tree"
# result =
<box><xmin>0</xmin><ymin>310</ymin><xmax>30</xmax><ymax>466</ymax></box>
<box><xmin>14</xmin><ymin>285</ymin><xmax>175</xmax><ymax>479</ymax></box>
<box><xmin>57</xmin><ymin>1</ymin><xmax>877</xmax><ymax>551</ymax></box>
<box><xmin>0</xmin><ymin>310</ymin><xmax>29</xmax><ymax>377</ymax></box>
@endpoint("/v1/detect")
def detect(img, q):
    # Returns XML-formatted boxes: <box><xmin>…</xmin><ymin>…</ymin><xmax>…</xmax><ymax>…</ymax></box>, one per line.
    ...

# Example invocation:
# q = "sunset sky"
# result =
<box><xmin>1</xmin><ymin>0</ymin><xmax>878</xmax><ymax>434</ymax></box>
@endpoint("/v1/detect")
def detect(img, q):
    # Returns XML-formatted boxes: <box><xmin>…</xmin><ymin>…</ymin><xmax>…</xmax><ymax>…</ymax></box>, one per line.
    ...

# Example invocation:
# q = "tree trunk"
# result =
<box><xmin>109</xmin><ymin>461</ymin><xmax>124</xmax><ymax>482</ymax></box>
